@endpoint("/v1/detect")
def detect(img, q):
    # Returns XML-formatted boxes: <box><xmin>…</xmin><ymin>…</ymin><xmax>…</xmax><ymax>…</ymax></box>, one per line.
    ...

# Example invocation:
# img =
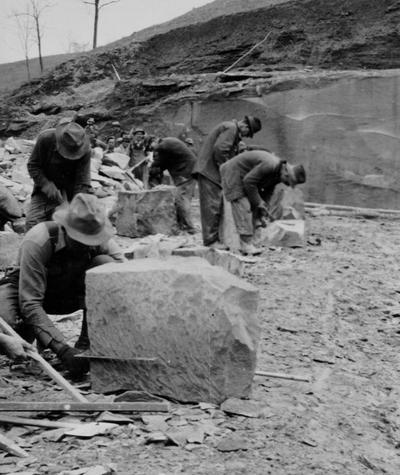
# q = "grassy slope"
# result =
<box><xmin>0</xmin><ymin>53</ymin><xmax>81</xmax><ymax>94</ymax></box>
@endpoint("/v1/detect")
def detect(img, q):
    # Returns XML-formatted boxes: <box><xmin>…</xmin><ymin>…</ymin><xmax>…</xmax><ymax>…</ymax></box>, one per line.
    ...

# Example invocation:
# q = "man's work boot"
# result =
<box><xmin>240</xmin><ymin>239</ymin><xmax>262</xmax><ymax>256</ymax></box>
<box><xmin>208</xmin><ymin>241</ymin><xmax>228</xmax><ymax>251</ymax></box>
<box><xmin>58</xmin><ymin>344</ymin><xmax>89</xmax><ymax>378</ymax></box>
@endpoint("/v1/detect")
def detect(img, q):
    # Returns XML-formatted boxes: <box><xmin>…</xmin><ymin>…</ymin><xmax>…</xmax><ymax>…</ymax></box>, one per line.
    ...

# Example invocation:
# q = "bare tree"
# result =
<box><xmin>83</xmin><ymin>0</ymin><xmax>120</xmax><ymax>49</ymax></box>
<box><xmin>29</xmin><ymin>0</ymin><xmax>53</xmax><ymax>73</ymax></box>
<box><xmin>11</xmin><ymin>11</ymin><xmax>33</xmax><ymax>82</ymax></box>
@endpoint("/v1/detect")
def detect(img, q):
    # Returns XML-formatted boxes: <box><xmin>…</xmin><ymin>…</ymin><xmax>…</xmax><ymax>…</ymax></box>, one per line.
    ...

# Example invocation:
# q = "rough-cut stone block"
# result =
<box><xmin>115</xmin><ymin>187</ymin><xmax>178</xmax><ymax>238</ymax></box>
<box><xmin>220</xmin><ymin>197</ymin><xmax>240</xmax><ymax>252</ymax></box>
<box><xmin>257</xmin><ymin>219</ymin><xmax>305</xmax><ymax>248</ymax></box>
<box><xmin>172</xmin><ymin>246</ymin><xmax>246</xmax><ymax>277</ymax></box>
<box><xmin>103</xmin><ymin>152</ymin><xmax>130</xmax><ymax>170</ymax></box>
<box><xmin>268</xmin><ymin>184</ymin><xmax>305</xmax><ymax>220</ymax></box>
<box><xmin>86</xmin><ymin>257</ymin><xmax>260</xmax><ymax>403</ymax></box>
<box><xmin>99</xmin><ymin>165</ymin><xmax>125</xmax><ymax>181</ymax></box>
<box><xmin>0</xmin><ymin>232</ymin><xmax>22</xmax><ymax>268</ymax></box>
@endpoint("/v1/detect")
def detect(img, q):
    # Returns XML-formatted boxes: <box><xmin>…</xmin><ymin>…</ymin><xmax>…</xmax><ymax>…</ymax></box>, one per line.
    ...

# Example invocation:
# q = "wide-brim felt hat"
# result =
<box><xmin>244</xmin><ymin>115</ymin><xmax>262</xmax><ymax>138</ymax></box>
<box><xmin>287</xmin><ymin>163</ymin><xmax>306</xmax><ymax>187</ymax></box>
<box><xmin>53</xmin><ymin>193</ymin><xmax>114</xmax><ymax>246</ymax></box>
<box><xmin>55</xmin><ymin>121</ymin><xmax>91</xmax><ymax>160</ymax></box>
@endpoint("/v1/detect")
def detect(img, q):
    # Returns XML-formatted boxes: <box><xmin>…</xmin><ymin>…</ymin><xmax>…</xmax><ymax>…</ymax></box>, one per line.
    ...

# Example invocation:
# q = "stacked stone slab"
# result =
<box><xmin>86</xmin><ymin>257</ymin><xmax>260</xmax><ymax>403</ymax></box>
<box><xmin>115</xmin><ymin>187</ymin><xmax>178</xmax><ymax>237</ymax></box>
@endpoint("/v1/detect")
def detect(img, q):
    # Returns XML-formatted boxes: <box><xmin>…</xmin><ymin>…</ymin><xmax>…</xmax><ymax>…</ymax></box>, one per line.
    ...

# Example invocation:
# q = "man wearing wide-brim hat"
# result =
<box><xmin>0</xmin><ymin>193</ymin><xmax>125</xmax><ymax>377</ymax></box>
<box><xmin>25</xmin><ymin>120</ymin><xmax>92</xmax><ymax>231</ymax></box>
<box><xmin>193</xmin><ymin>115</ymin><xmax>262</xmax><ymax>249</ymax></box>
<box><xmin>221</xmin><ymin>150</ymin><xmax>306</xmax><ymax>255</ymax></box>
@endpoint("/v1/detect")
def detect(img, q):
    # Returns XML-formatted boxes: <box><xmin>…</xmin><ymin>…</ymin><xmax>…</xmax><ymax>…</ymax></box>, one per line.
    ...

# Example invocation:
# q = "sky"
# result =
<box><xmin>0</xmin><ymin>0</ymin><xmax>212</xmax><ymax>64</ymax></box>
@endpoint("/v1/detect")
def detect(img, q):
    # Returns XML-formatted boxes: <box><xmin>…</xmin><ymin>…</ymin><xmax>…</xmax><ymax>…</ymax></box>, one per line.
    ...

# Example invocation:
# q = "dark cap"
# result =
<box><xmin>244</xmin><ymin>116</ymin><xmax>262</xmax><ymax>138</ymax></box>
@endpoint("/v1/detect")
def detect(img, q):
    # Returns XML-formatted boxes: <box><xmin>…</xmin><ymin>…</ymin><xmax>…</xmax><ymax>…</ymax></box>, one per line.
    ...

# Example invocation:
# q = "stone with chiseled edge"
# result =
<box><xmin>115</xmin><ymin>187</ymin><xmax>179</xmax><ymax>238</ymax></box>
<box><xmin>86</xmin><ymin>257</ymin><xmax>260</xmax><ymax>403</ymax></box>
<box><xmin>256</xmin><ymin>219</ymin><xmax>305</xmax><ymax>248</ymax></box>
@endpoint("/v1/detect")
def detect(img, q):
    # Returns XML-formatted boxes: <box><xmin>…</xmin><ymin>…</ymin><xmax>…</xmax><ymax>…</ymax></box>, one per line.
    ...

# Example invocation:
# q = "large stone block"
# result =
<box><xmin>0</xmin><ymin>232</ymin><xmax>22</xmax><ymax>269</ymax></box>
<box><xmin>115</xmin><ymin>187</ymin><xmax>179</xmax><ymax>238</ymax></box>
<box><xmin>86</xmin><ymin>257</ymin><xmax>260</xmax><ymax>403</ymax></box>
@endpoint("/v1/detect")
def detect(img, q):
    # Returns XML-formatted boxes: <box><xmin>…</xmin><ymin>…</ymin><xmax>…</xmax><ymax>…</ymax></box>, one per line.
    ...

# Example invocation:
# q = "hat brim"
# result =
<box><xmin>55</xmin><ymin>127</ymin><xmax>91</xmax><ymax>160</ymax></box>
<box><xmin>244</xmin><ymin>116</ymin><xmax>254</xmax><ymax>138</ymax></box>
<box><xmin>53</xmin><ymin>207</ymin><xmax>114</xmax><ymax>246</ymax></box>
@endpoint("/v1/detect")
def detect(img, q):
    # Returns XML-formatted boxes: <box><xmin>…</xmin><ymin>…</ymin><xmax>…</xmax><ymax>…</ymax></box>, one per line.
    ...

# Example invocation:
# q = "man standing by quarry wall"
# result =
<box><xmin>194</xmin><ymin>115</ymin><xmax>262</xmax><ymax>249</ymax></box>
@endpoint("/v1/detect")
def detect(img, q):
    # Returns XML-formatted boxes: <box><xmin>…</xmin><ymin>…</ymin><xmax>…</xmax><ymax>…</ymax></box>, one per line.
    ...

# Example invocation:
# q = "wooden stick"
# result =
<box><xmin>0</xmin><ymin>415</ymin><xmax>79</xmax><ymax>430</ymax></box>
<box><xmin>222</xmin><ymin>32</ymin><xmax>272</xmax><ymax>74</ymax></box>
<box><xmin>255</xmin><ymin>370</ymin><xmax>310</xmax><ymax>382</ymax></box>
<box><xmin>111</xmin><ymin>62</ymin><xmax>121</xmax><ymax>81</ymax></box>
<box><xmin>0</xmin><ymin>401</ymin><xmax>169</xmax><ymax>413</ymax></box>
<box><xmin>0</xmin><ymin>317</ymin><xmax>88</xmax><ymax>403</ymax></box>
<box><xmin>0</xmin><ymin>432</ymin><xmax>29</xmax><ymax>457</ymax></box>
<box><xmin>305</xmin><ymin>201</ymin><xmax>400</xmax><ymax>215</ymax></box>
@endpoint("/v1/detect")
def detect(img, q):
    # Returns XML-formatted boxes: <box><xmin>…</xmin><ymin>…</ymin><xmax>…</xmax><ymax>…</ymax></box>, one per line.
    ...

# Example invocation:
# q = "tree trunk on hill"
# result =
<box><xmin>83</xmin><ymin>0</ymin><xmax>120</xmax><ymax>50</ymax></box>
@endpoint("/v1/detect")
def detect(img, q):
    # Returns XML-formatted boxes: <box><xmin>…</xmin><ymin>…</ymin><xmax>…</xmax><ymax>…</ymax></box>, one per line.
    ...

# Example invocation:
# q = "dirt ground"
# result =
<box><xmin>1</xmin><ymin>212</ymin><xmax>400</xmax><ymax>474</ymax></box>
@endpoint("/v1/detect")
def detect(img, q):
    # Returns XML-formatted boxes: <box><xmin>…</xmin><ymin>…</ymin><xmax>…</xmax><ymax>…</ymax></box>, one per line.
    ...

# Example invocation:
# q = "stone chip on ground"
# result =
<box><xmin>220</xmin><ymin>397</ymin><xmax>263</xmax><ymax>418</ymax></box>
<box><xmin>86</xmin><ymin>257</ymin><xmax>260</xmax><ymax>403</ymax></box>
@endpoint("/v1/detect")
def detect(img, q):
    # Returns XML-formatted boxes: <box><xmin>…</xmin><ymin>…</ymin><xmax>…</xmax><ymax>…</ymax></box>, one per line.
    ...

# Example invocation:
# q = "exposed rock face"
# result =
<box><xmin>115</xmin><ymin>187</ymin><xmax>179</xmax><ymax>238</ymax></box>
<box><xmin>267</xmin><ymin>184</ymin><xmax>305</xmax><ymax>221</ymax></box>
<box><xmin>86</xmin><ymin>258</ymin><xmax>260</xmax><ymax>403</ymax></box>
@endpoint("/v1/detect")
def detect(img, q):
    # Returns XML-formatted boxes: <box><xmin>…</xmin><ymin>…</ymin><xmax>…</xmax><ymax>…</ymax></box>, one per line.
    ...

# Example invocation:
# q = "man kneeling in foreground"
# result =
<box><xmin>221</xmin><ymin>150</ymin><xmax>306</xmax><ymax>255</ymax></box>
<box><xmin>0</xmin><ymin>193</ymin><xmax>124</xmax><ymax>377</ymax></box>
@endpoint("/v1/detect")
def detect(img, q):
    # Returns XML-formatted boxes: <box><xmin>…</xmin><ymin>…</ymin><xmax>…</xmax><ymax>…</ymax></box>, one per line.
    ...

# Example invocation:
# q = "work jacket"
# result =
<box><xmin>151</xmin><ymin>137</ymin><xmax>197</xmax><ymax>185</ymax></box>
<box><xmin>194</xmin><ymin>120</ymin><xmax>242</xmax><ymax>185</ymax></box>
<box><xmin>220</xmin><ymin>151</ymin><xmax>284</xmax><ymax>208</ymax></box>
<box><xmin>28</xmin><ymin>129</ymin><xmax>91</xmax><ymax>201</ymax></box>
<box><xmin>14</xmin><ymin>222</ymin><xmax>123</xmax><ymax>346</ymax></box>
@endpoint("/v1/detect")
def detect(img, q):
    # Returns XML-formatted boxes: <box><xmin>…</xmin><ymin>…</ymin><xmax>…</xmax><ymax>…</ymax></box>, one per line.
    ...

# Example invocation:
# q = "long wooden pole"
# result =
<box><xmin>0</xmin><ymin>432</ymin><xmax>29</xmax><ymax>458</ymax></box>
<box><xmin>305</xmin><ymin>201</ymin><xmax>400</xmax><ymax>215</ymax></box>
<box><xmin>255</xmin><ymin>370</ymin><xmax>310</xmax><ymax>382</ymax></box>
<box><xmin>0</xmin><ymin>317</ymin><xmax>88</xmax><ymax>403</ymax></box>
<box><xmin>222</xmin><ymin>32</ymin><xmax>272</xmax><ymax>74</ymax></box>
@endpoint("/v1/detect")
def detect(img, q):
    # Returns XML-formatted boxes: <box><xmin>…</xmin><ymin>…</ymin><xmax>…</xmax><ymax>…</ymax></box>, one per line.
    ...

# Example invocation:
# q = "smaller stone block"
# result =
<box><xmin>268</xmin><ymin>184</ymin><xmax>305</xmax><ymax>220</ymax></box>
<box><xmin>115</xmin><ymin>187</ymin><xmax>179</xmax><ymax>238</ymax></box>
<box><xmin>0</xmin><ymin>232</ymin><xmax>22</xmax><ymax>269</ymax></box>
<box><xmin>103</xmin><ymin>152</ymin><xmax>130</xmax><ymax>170</ymax></box>
<box><xmin>257</xmin><ymin>219</ymin><xmax>305</xmax><ymax>248</ymax></box>
<box><xmin>172</xmin><ymin>246</ymin><xmax>245</xmax><ymax>277</ymax></box>
<box><xmin>100</xmin><ymin>165</ymin><xmax>126</xmax><ymax>181</ymax></box>
<box><xmin>220</xmin><ymin>197</ymin><xmax>240</xmax><ymax>252</ymax></box>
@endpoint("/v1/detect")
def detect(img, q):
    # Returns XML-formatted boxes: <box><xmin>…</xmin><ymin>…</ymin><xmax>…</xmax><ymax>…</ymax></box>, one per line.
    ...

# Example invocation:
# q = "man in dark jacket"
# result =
<box><xmin>149</xmin><ymin>137</ymin><xmax>197</xmax><ymax>233</ymax></box>
<box><xmin>0</xmin><ymin>193</ymin><xmax>125</xmax><ymax>377</ymax></box>
<box><xmin>194</xmin><ymin>115</ymin><xmax>261</xmax><ymax>248</ymax></box>
<box><xmin>25</xmin><ymin>120</ymin><xmax>92</xmax><ymax>231</ymax></box>
<box><xmin>221</xmin><ymin>150</ymin><xmax>306</xmax><ymax>254</ymax></box>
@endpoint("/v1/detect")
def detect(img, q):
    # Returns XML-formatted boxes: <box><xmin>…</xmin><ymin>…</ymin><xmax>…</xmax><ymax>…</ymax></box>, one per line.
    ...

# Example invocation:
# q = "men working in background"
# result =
<box><xmin>221</xmin><ymin>150</ymin><xmax>306</xmax><ymax>254</ymax></box>
<box><xmin>111</xmin><ymin>121</ymin><xmax>124</xmax><ymax>138</ymax></box>
<box><xmin>0</xmin><ymin>194</ymin><xmax>125</xmax><ymax>377</ymax></box>
<box><xmin>129</xmin><ymin>127</ymin><xmax>149</xmax><ymax>184</ymax></box>
<box><xmin>115</xmin><ymin>132</ymin><xmax>131</xmax><ymax>155</ymax></box>
<box><xmin>194</xmin><ymin>115</ymin><xmax>262</xmax><ymax>249</ymax></box>
<box><xmin>25</xmin><ymin>120</ymin><xmax>92</xmax><ymax>231</ymax></box>
<box><xmin>149</xmin><ymin>137</ymin><xmax>197</xmax><ymax>234</ymax></box>
<box><xmin>85</xmin><ymin>117</ymin><xmax>99</xmax><ymax>148</ymax></box>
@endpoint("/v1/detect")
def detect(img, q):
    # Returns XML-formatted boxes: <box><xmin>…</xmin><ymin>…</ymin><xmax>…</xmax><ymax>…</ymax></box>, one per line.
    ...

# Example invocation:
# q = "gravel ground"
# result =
<box><xmin>0</xmin><ymin>213</ymin><xmax>399</xmax><ymax>474</ymax></box>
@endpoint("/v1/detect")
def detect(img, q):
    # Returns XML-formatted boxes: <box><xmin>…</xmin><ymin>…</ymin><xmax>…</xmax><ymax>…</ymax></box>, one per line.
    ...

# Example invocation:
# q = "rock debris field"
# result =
<box><xmin>0</xmin><ymin>212</ymin><xmax>399</xmax><ymax>474</ymax></box>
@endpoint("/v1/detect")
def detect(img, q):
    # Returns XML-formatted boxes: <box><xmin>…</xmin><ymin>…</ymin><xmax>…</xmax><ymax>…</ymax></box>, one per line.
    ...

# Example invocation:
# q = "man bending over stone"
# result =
<box><xmin>0</xmin><ymin>194</ymin><xmax>125</xmax><ymax>377</ymax></box>
<box><xmin>221</xmin><ymin>150</ymin><xmax>306</xmax><ymax>255</ymax></box>
<box><xmin>149</xmin><ymin>137</ymin><xmax>197</xmax><ymax>234</ymax></box>
<box><xmin>25</xmin><ymin>119</ymin><xmax>92</xmax><ymax>231</ymax></box>
<box><xmin>193</xmin><ymin>115</ymin><xmax>262</xmax><ymax>249</ymax></box>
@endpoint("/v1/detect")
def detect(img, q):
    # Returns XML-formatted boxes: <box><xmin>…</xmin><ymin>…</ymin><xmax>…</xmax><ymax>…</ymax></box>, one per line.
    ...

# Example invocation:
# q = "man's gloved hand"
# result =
<box><xmin>42</xmin><ymin>181</ymin><xmax>63</xmax><ymax>203</ymax></box>
<box><xmin>256</xmin><ymin>204</ymin><xmax>270</xmax><ymax>220</ymax></box>
<box><xmin>58</xmin><ymin>344</ymin><xmax>89</xmax><ymax>377</ymax></box>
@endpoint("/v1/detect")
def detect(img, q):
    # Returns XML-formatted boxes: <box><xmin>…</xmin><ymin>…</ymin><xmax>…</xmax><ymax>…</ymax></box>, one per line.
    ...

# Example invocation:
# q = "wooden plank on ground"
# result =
<box><xmin>0</xmin><ymin>432</ymin><xmax>29</xmax><ymax>457</ymax></box>
<box><xmin>0</xmin><ymin>401</ymin><xmax>169</xmax><ymax>412</ymax></box>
